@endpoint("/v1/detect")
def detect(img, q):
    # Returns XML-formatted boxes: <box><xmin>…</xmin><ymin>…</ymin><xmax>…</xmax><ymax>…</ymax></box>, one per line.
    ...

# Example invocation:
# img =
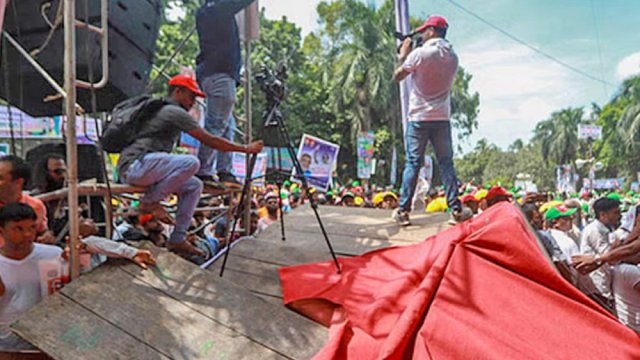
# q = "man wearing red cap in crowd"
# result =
<box><xmin>486</xmin><ymin>185</ymin><xmax>512</xmax><ymax>207</ymax></box>
<box><xmin>392</xmin><ymin>15</ymin><xmax>471</xmax><ymax>226</ymax></box>
<box><xmin>460</xmin><ymin>194</ymin><xmax>480</xmax><ymax>215</ymax></box>
<box><xmin>116</xmin><ymin>75</ymin><xmax>263</xmax><ymax>256</ymax></box>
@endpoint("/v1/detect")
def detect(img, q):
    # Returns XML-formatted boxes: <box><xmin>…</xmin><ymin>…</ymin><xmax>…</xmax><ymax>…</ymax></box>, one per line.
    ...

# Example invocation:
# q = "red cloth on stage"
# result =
<box><xmin>279</xmin><ymin>203</ymin><xmax>640</xmax><ymax>359</ymax></box>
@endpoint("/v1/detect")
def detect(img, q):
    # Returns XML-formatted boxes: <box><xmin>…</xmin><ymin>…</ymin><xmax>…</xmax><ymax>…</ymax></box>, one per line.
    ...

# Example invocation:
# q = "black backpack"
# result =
<box><xmin>101</xmin><ymin>95</ymin><xmax>168</xmax><ymax>153</ymax></box>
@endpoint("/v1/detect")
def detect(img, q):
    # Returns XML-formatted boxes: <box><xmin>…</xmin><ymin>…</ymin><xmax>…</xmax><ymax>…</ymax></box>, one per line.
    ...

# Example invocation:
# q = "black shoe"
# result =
<box><xmin>450</xmin><ymin>207</ymin><xmax>474</xmax><ymax>224</ymax></box>
<box><xmin>217</xmin><ymin>172</ymin><xmax>242</xmax><ymax>189</ymax></box>
<box><xmin>196</xmin><ymin>174</ymin><xmax>227</xmax><ymax>190</ymax></box>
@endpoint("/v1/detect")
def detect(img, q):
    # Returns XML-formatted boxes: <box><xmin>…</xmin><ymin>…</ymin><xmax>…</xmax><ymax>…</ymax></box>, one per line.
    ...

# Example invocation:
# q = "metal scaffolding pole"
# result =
<box><xmin>394</xmin><ymin>0</ymin><xmax>411</xmax><ymax>137</ymax></box>
<box><xmin>243</xmin><ymin>11</ymin><xmax>253</xmax><ymax>236</ymax></box>
<box><xmin>64</xmin><ymin>0</ymin><xmax>81</xmax><ymax>279</ymax></box>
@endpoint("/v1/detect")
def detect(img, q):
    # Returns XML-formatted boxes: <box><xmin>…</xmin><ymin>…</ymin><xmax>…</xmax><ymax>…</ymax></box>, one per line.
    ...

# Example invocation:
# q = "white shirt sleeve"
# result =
<box><xmin>81</xmin><ymin>236</ymin><xmax>138</xmax><ymax>260</ymax></box>
<box><xmin>402</xmin><ymin>49</ymin><xmax>423</xmax><ymax>73</ymax></box>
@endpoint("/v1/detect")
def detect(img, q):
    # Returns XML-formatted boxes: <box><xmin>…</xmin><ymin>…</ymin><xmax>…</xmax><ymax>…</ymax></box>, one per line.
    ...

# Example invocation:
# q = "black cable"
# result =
<box><xmin>2</xmin><ymin>35</ymin><xmax>17</xmax><ymax>155</ymax></box>
<box><xmin>10</xmin><ymin>2</ymin><xmax>25</xmax><ymax>157</ymax></box>
<box><xmin>443</xmin><ymin>0</ymin><xmax>615</xmax><ymax>87</ymax></box>
<box><xmin>589</xmin><ymin>0</ymin><xmax>608</xmax><ymax>97</ymax></box>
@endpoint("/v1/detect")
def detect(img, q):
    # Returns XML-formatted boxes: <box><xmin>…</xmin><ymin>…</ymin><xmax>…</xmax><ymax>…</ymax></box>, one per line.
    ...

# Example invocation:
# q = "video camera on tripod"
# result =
<box><xmin>255</xmin><ymin>63</ymin><xmax>288</xmax><ymax>104</ymax></box>
<box><xmin>393</xmin><ymin>31</ymin><xmax>424</xmax><ymax>53</ymax></box>
<box><xmin>255</xmin><ymin>63</ymin><xmax>288</xmax><ymax>127</ymax></box>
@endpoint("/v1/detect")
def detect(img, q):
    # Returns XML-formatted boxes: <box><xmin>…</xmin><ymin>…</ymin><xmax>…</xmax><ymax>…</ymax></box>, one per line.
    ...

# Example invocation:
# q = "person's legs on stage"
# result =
<box><xmin>396</xmin><ymin>122</ymin><xmax>429</xmax><ymax>226</ymax></box>
<box><xmin>124</xmin><ymin>153</ymin><xmax>205</xmax><ymax>256</ymax></box>
<box><xmin>216</xmin><ymin>114</ymin><xmax>237</xmax><ymax>185</ymax></box>
<box><xmin>196</xmin><ymin>73</ymin><xmax>239</xmax><ymax>187</ymax></box>
<box><xmin>429</xmin><ymin>121</ymin><xmax>472</xmax><ymax>223</ymax></box>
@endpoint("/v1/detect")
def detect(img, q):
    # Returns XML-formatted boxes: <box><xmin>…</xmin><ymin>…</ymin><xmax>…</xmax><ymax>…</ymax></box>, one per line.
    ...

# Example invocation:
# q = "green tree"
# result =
<box><xmin>152</xmin><ymin>1</ymin><xmax>201</xmax><ymax>94</ymax></box>
<box><xmin>533</xmin><ymin>107</ymin><xmax>584</xmax><ymax>166</ymax></box>
<box><xmin>614</xmin><ymin>76</ymin><xmax>640</xmax><ymax>176</ymax></box>
<box><xmin>316</xmin><ymin>0</ymin><xmax>479</xmax><ymax>180</ymax></box>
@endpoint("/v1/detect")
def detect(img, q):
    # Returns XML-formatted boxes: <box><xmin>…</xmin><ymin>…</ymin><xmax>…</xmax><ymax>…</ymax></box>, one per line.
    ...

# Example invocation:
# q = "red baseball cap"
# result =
<box><xmin>460</xmin><ymin>194</ymin><xmax>479</xmax><ymax>203</ymax></box>
<box><xmin>168</xmin><ymin>75</ymin><xmax>205</xmax><ymax>98</ymax></box>
<box><xmin>416</xmin><ymin>15</ymin><xmax>449</xmax><ymax>33</ymax></box>
<box><xmin>486</xmin><ymin>186</ymin><xmax>512</xmax><ymax>200</ymax></box>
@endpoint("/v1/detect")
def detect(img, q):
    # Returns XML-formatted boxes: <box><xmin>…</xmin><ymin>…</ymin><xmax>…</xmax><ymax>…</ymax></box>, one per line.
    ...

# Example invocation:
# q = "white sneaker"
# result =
<box><xmin>392</xmin><ymin>208</ymin><xmax>411</xmax><ymax>226</ymax></box>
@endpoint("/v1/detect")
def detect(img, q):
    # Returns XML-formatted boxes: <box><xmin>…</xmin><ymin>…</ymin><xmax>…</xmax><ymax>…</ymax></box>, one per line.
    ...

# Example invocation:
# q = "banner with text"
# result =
<box><xmin>232</xmin><ymin>152</ymin><xmax>268</xmax><ymax>187</ymax></box>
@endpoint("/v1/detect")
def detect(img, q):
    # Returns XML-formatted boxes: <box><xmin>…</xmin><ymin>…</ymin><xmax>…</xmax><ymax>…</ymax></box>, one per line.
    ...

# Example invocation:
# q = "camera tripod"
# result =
<box><xmin>219</xmin><ymin>100</ymin><xmax>341</xmax><ymax>276</ymax></box>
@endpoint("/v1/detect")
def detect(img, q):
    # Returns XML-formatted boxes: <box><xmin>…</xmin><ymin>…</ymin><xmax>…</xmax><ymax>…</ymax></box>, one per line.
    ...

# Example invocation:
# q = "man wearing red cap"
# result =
<box><xmin>116</xmin><ymin>75</ymin><xmax>263</xmax><ymax>256</ymax></box>
<box><xmin>392</xmin><ymin>15</ymin><xmax>470</xmax><ymax>226</ymax></box>
<box><xmin>486</xmin><ymin>185</ymin><xmax>513</xmax><ymax>207</ymax></box>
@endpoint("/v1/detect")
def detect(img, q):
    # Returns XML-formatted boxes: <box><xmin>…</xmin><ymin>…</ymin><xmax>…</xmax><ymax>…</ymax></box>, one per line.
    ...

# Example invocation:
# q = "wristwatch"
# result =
<box><xmin>594</xmin><ymin>254</ymin><xmax>604</xmax><ymax>267</ymax></box>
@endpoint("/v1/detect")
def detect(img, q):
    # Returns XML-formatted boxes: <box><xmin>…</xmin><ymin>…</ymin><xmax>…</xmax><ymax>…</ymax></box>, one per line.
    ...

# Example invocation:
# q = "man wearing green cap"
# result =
<box><xmin>546</xmin><ymin>205</ymin><xmax>580</xmax><ymax>259</ymax></box>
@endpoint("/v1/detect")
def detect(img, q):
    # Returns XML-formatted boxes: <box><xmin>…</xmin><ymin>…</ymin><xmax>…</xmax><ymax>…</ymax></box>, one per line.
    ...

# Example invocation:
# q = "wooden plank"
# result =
<box><xmin>261</xmin><ymin>205</ymin><xmax>449</xmax><ymax>243</ymax></box>
<box><xmin>208</xmin><ymin>255</ymin><xmax>285</xmax><ymax>299</ymax></box>
<box><xmin>60</xmin><ymin>266</ymin><xmax>285</xmax><ymax>360</ymax></box>
<box><xmin>119</xmin><ymin>247</ymin><xmax>327</xmax><ymax>360</ymax></box>
<box><xmin>0</xmin><ymin>351</ymin><xmax>51</xmax><ymax>360</ymax></box>
<box><xmin>11</xmin><ymin>294</ymin><xmax>169</xmax><ymax>360</ymax></box>
<box><xmin>227</xmin><ymin>238</ymin><xmax>345</xmax><ymax>267</ymax></box>
<box><xmin>223</xmin><ymin>233</ymin><xmax>423</xmax><ymax>270</ymax></box>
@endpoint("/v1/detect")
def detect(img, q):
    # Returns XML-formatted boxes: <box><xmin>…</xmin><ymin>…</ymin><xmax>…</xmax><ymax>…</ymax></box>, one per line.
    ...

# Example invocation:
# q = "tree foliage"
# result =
<box><xmin>152</xmin><ymin>0</ymin><xmax>480</xmax><ymax>182</ymax></box>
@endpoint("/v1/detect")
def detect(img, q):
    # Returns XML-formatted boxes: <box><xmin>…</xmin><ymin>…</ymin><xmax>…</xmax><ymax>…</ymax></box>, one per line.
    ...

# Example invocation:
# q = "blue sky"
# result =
<box><xmin>259</xmin><ymin>0</ymin><xmax>640</xmax><ymax>151</ymax></box>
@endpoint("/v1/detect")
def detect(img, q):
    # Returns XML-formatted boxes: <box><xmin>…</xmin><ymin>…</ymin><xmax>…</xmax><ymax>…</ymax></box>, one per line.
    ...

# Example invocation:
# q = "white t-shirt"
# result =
<box><xmin>0</xmin><ymin>244</ymin><xmax>65</xmax><ymax>347</ymax></box>
<box><xmin>580</xmin><ymin>220</ymin><xmax>613</xmax><ymax>299</ymax></box>
<box><xmin>549</xmin><ymin>229</ymin><xmax>580</xmax><ymax>259</ymax></box>
<box><xmin>612</xmin><ymin>264</ymin><xmax>640</xmax><ymax>332</ymax></box>
<box><xmin>402</xmin><ymin>38</ymin><xmax>459</xmax><ymax>122</ymax></box>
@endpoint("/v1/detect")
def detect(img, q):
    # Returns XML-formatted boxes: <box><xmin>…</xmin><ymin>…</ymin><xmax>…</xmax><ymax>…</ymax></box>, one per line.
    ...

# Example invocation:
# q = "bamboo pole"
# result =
<box><xmin>243</xmin><ymin>11</ymin><xmax>253</xmax><ymax>236</ymax></box>
<box><xmin>64</xmin><ymin>0</ymin><xmax>81</xmax><ymax>279</ymax></box>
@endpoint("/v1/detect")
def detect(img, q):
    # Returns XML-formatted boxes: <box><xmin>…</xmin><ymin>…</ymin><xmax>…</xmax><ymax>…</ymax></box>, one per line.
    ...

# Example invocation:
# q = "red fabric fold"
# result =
<box><xmin>279</xmin><ymin>203</ymin><xmax>640</xmax><ymax>359</ymax></box>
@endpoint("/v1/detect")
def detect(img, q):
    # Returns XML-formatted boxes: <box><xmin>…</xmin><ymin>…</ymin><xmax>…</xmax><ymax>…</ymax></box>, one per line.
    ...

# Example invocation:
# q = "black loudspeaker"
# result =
<box><xmin>25</xmin><ymin>142</ymin><xmax>105</xmax><ymax>183</ymax></box>
<box><xmin>0</xmin><ymin>0</ymin><xmax>163</xmax><ymax>117</ymax></box>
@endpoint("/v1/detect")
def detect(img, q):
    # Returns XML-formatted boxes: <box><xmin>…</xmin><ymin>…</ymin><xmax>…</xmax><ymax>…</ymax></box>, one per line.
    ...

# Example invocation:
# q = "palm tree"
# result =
<box><xmin>325</xmin><ymin>0</ymin><xmax>398</xmax><ymax>139</ymax></box>
<box><xmin>533</xmin><ymin>107</ymin><xmax>584</xmax><ymax>165</ymax></box>
<box><xmin>616</xmin><ymin>76</ymin><xmax>640</xmax><ymax>154</ymax></box>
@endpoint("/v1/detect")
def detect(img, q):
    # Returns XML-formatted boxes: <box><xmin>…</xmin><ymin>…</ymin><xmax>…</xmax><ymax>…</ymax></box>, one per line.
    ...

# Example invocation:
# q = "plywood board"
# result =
<box><xmin>11</xmin><ymin>295</ymin><xmax>170</xmax><ymax>360</ymax></box>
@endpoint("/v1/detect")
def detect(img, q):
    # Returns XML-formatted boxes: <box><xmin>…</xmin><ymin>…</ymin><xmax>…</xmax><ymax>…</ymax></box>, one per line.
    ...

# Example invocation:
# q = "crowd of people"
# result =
<box><xmin>1</xmin><ymin>2</ymin><xmax>638</xmax><ymax>353</ymax></box>
<box><xmin>3</xmin><ymin>145</ymin><xmax>639</xmax><ymax>347</ymax></box>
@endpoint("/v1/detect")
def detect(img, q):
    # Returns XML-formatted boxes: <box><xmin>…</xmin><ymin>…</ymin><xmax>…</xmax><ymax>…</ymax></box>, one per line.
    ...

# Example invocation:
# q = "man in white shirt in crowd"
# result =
<box><xmin>576</xmin><ymin>197</ymin><xmax>621</xmax><ymax>302</ymax></box>
<box><xmin>0</xmin><ymin>203</ymin><xmax>155</xmax><ymax>350</ymax></box>
<box><xmin>574</xmin><ymin>202</ymin><xmax>640</xmax><ymax>332</ymax></box>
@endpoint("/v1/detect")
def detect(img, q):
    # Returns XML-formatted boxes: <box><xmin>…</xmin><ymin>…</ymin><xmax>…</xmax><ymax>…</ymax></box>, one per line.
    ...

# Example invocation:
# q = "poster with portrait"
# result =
<box><xmin>357</xmin><ymin>131</ymin><xmax>375</xmax><ymax>179</ymax></box>
<box><xmin>293</xmin><ymin>134</ymin><xmax>340</xmax><ymax>191</ymax></box>
<box><xmin>556</xmin><ymin>165</ymin><xmax>578</xmax><ymax>193</ymax></box>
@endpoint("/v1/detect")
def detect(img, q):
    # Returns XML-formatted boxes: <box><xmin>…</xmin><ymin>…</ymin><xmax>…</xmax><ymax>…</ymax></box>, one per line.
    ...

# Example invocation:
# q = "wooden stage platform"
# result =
<box><xmin>11</xmin><ymin>206</ymin><xmax>449</xmax><ymax>360</ymax></box>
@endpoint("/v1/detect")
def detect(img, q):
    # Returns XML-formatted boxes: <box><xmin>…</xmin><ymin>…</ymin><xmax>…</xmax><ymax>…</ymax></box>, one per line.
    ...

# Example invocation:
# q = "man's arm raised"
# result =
<box><xmin>187</xmin><ymin>127</ymin><xmax>263</xmax><ymax>154</ymax></box>
<box><xmin>393</xmin><ymin>38</ymin><xmax>413</xmax><ymax>83</ymax></box>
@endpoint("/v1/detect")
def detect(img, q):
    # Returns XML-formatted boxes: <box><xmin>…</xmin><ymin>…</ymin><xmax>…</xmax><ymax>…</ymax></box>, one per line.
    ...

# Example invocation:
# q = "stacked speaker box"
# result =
<box><xmin>25</xmin><ymin>142</ymin><xmax>105</xmax><ymax>183</ymax></box>
<box><xmin>0</xmin><ymin>0</ymin><xmax>163</xmax><ymax>117</ymax></box>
